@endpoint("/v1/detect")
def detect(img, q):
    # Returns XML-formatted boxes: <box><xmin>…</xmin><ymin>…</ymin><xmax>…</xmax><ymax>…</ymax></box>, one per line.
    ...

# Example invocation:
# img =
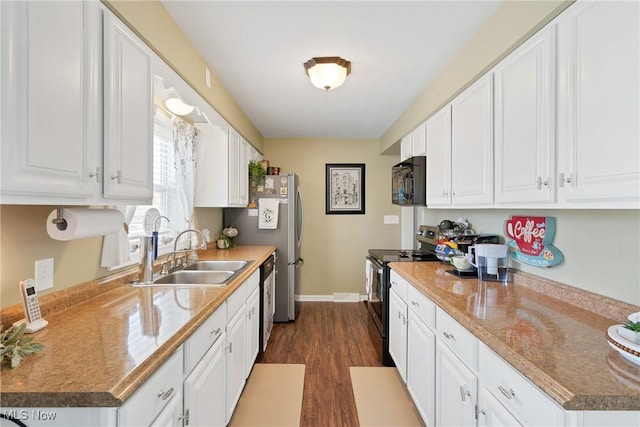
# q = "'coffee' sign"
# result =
<box><xmin>505</xmin><ymin>216</ymin><xmax>563</xmax><ymax>267</ymax></box>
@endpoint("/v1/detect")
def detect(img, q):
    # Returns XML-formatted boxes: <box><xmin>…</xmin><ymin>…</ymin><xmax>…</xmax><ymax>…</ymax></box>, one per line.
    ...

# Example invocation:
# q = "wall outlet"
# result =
<box><xmin>384</xmin><ymin>215</ymin><xmax>400</xmax><ymax>224</ymax></box>
<box><xmin>35</xmin><ymin>258</ymin><xmax>54</xmax><ymax>291</ymax></box>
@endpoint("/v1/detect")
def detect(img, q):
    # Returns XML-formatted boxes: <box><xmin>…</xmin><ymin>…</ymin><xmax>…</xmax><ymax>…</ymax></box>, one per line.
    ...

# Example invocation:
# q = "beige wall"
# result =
<box><xmin>264</xmin><ymin>139</ymin><xmax>400</xmax><ymax>297</ymax></box>
<box><xmin>417</xmin><ymin>208</ymin><xmax>640</xmax><ymax>306</ymax></box>
<box><xmin>102</xmin><ymin>0</ymin><xmax>264</xmax><ymax>152</ymax></box>
<box><xmin>0</xmin><ymin>206</ymin><xmax>222</xmax><ymax>307</ymax></box>
<box><xmin>380</xmin><ymin>0</ymin><xmax>573</xmax><ymax>153</ymax></box>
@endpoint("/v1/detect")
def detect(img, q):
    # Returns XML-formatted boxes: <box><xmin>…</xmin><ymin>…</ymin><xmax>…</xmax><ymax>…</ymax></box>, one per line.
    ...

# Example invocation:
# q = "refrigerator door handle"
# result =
<box><xmin>296</xmin><ymin>187</ymin><xmax>304</xmax><ymax>248</ymax></box>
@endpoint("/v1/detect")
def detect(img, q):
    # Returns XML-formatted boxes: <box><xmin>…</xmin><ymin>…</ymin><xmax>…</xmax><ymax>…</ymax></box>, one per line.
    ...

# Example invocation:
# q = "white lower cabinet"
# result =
<box><xmin>389</xmin><ymin>270</ymin><xmax>409</xmax><ymax>383</ymax></box>
<box><xmin>183</xmin><ymin>332</ymin><xmax>226</xmax><ymax>427</ymax></box>
<box><xmin>225</xmin><ymin>269</ymin><xmax>260</xmax><ymax>424</ymax></box>
<box><xmin>117</xmin><ymin>348</ymin><xmax>184</xmax><ymax>427</ymax></box>
<box><xmin>477</xmin><ymin>343</ymin><xmax>565</xmax><ymax>426</ymax></box>
<box><xmin>477</xmin><ymin>387</ymin><xmax>522</xmax><ymax>427</ymax></box>
<box><xmin>406</xmin><ymin>309</ymin><xmax>436</xmax><ymax>426</ymax></box>
<box><xmin>150</xmin><ymin>389</ymin><xmax>184</xmax><ymax>427</ymax></box>
<box><xmin>246</xmin><ymin>286</ymin><xmax>260</xmax><ymax>376</ymax></box>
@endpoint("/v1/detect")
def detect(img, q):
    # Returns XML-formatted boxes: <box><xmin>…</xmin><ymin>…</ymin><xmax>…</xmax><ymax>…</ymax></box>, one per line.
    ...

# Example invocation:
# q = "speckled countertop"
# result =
<box><xmin>389</xmin><ymin>262</ymin><xmax>640</xmax><ymax>411</ymax></box>
<box><xmin>0</xmin><ymin>246</ymin><xmax>275</xmax><ymax>408</ymax></box>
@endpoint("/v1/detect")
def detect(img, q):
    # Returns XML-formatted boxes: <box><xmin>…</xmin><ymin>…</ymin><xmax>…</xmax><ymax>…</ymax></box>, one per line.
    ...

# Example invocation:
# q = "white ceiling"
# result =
<box><xmin>161</xmin><ymin>1</ymin><xmax>504</xmax><ymax>140</ymax></box>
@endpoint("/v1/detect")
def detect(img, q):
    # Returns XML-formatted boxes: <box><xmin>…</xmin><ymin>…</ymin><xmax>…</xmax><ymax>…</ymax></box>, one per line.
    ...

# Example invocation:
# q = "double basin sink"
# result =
<box><xmin>132</xmin><ymin>260</ymin><xmax>252</xmax><ymax>287</ymax></box>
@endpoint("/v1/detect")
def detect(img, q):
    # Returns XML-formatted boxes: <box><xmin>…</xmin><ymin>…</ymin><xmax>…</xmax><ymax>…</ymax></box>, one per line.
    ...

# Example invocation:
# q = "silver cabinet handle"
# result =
<box><xmin>157</xmin><ymin>387</ymin><xmax>174</xmax><ymax>400</ymax></box>
<box><xmin>210</xmin><ymin>327</ymin><xmax>221</xmax><ymax>336</ymax></box>
<box><xmin>498</xmin><ymin>385</ymin><xmax>516</xmax><ymax>400</ymax></box>
<box><xmin>559</xmin><ymin>172</ymin><xmax>573</xmax><ymax>187</ymax></box>
<box><xmin>411</xmin><ymin>300</ymin><xmax>419</xmax><ymax>307</ymax></box>
<box><xmin>442</xmin><ymin>331</ymin><xmax>455</xmax><ymax>340</ymax></box>
<box><xmin>88</xmin><ymin>167</ymin><xmax>101</xmax><ymax>182</ymax></box>
<box><xmin>111</xmin><ymin>170</ymin><xmax>122</xmax><ymax>183</ymax></box>
<box><xmin>459</xmin><ymin>385</ymin><xmax>471</xmax><ymax>401</ymax></box>
<box><xmin>226</xmin><ymin>342</ymin><xmax>233</xmax><ymax>353</ymax></box>
<box><xmin>536</xmin><ymin>177</ymin><xmax>549</xmax><ymax>190</ymax></box>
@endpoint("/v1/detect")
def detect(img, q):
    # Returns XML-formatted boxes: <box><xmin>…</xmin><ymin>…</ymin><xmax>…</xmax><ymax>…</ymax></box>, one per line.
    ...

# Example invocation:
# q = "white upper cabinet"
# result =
<box><xmin>451</xmin><ymin>74</ymin><xmax>495</xmax><ymax>206</ymax></box>
<box><xmin>556</xmin><ymin>0</ymin><xmax>639</xmax><ymax>207</ymax></box>
<box><xmin>401</xmin><ymin>123</ymin><xmax>427</xmax><ymax>162</ymax></box>
<box><xmin>103</xmin><ymin>9</ymin><xmax>154</xmax><ymax>201</ymax></box>
<box><xmin>0</xmin><ymin>1</ymin><xmax>153</xmax><ymax>205</ymax></box>
<box><xmin>494</xmin><ymin>25</ymin><xmax>556</xmax><ymax>205</ymax></box>
<box><xmin>1</xmin><ymin>1</ymin><xmax>96</xmax><ymax>203</ymax></box>
<box><xmin>426</xmin><ymin>105</ymin><xmax>453</xmax><ymax>207</ymax></box>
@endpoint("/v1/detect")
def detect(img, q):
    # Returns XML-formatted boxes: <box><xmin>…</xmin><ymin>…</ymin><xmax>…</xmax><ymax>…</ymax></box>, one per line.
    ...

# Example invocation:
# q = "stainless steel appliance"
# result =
<box><xmin>392</xmin><ymin>155</ymin><xmax>426</xmax><ymax>206</ymax></box>
<box><xmin>224</xmin><ymin>174</ymin><xmax>303</xmax><ymax>322</ymax></box>
<box><xmin>365</xmin><ymin>233</ymin><xmax>439</xmax><ymax>366</ymax></box>
<box><xmin>260</xmin><ymin>253</ymin><xmax>276</xmax><ymax>352</ymax></box>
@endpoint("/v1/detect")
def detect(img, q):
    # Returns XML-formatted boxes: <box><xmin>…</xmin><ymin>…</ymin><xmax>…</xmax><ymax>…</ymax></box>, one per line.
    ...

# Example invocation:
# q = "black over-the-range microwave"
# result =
<box><xmin>392</xmin><ymin>155</ymin><xmax>426</xmax><ymax>206</ymax></box>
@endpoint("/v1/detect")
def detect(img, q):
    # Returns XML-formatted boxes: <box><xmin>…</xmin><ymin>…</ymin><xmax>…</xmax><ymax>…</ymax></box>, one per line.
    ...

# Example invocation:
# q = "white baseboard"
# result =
<box><xmin>296</xmin><ymin>294</ymin><xmax>367</xmax><ymax>302</ymax></box>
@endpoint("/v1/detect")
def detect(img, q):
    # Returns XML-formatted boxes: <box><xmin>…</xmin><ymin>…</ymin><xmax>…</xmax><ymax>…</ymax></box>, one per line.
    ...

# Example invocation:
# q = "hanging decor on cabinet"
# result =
<box><xmin>505</xmin><ymin>216</ymin><xmax>563</xmax><ymax>267</ymax></box>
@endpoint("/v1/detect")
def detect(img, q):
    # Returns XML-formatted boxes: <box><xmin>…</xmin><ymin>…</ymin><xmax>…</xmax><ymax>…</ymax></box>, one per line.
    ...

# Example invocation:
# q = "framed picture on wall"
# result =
<box><xmin>325</xmin><ymin>163</ymin><xmax>365</xmax><ymax>214</ymax></box>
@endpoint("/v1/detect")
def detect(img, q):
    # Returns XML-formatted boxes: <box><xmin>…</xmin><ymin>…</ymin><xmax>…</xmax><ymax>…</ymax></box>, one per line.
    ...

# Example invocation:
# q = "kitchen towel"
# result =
<box><xmin>258</xmin><ymin>198</ymin><xmax>279</xmax><ymax>229</ymax></box>
<box><xmin>47</xmin><ymin>208</ymin><xmax>125</xmax><ymax>241</ymax></box>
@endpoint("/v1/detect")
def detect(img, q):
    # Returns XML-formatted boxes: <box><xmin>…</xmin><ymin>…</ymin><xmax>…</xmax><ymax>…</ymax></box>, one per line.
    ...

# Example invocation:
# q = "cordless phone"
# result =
<box><xmin>15</xmin><ymin>279</ymin><xmax>48</xmax><ymax>333</ymax></box>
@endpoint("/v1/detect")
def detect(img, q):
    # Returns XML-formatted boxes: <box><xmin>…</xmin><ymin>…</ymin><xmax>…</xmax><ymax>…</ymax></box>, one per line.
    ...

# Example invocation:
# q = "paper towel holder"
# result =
<box><xmin>51</xmin><ymin>206</ymin><xmax>68</xmax><ymax>231</ymax></box>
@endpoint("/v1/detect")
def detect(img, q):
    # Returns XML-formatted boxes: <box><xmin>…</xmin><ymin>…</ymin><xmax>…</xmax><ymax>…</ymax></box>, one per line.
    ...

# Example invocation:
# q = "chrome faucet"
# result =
<box><xmin>170</xmin><ymin>229</ymin><xmax>207</xmax><ymax>269</ymax></box>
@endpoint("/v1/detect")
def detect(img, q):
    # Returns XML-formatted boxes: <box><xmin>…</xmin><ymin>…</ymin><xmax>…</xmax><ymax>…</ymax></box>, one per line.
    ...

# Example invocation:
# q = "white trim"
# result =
<box><xmin>296</xmin><ymin>294</ymin><xmax>367</xmax><ymax>302</ymax></box>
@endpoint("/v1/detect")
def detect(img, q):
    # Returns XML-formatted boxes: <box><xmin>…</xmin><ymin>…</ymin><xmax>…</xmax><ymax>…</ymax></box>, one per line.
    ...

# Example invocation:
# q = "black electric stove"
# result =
<box><xmin>365</xmin><ymin>247</ymin><xmax>439</xmax><ymax>366</ymax></box>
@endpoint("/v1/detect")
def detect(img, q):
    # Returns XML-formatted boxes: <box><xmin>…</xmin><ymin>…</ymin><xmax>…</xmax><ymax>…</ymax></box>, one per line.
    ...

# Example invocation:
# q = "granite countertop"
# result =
<box><xmin>389</xmin><ymin>262</ymin><xmax>640</xmax><ymax>411</ymax></box>
<box><xmin>0</xmin><ymin>246</ymin><xmax>275</xmax><ymax>408</ymax></box>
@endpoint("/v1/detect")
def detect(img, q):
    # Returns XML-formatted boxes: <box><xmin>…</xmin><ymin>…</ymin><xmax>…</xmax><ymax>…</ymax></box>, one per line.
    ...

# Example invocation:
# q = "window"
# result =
<box><xmin>126</xmin><ymin>111</ymin><xmax>189</xmax><ymax>262</ymax></box>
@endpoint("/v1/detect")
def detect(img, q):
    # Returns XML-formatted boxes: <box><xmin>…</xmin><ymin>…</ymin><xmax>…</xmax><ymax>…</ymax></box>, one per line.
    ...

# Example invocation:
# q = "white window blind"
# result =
<box><xmin>127</xmin><ymin>111</ymin><xmax>188</xmax><ymax>260</ymax></box>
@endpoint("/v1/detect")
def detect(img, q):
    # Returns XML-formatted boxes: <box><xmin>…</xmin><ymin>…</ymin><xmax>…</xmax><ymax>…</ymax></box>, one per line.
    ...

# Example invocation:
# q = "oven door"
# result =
<box><xmin>365</xmin><ymin>256</ymin><xmax>384</xmax><ymax>333</ymax></box>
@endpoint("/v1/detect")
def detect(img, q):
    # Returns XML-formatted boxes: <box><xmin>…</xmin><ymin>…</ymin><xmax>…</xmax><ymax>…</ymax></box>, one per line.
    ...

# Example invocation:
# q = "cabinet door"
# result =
<box><xmin>239</xmin><ymin>137</ymin><xmax>250</xmax><ymax>206</ymax></box>
<box><xmin>494</xmin><ymin>26</ymin><xmax>556</xmax><ymax>205</ymax></box>
<box><xmin>225</xmin><ymin>305</ymin><xmax>247</xmax><ymax>424</ymax></box>
<box><xmin>436</xmin><ymin>343</ymin><xmax>477</xmax><ymax>427</ymax></box>
<box><xmin>150</xmin><ymin>388</ymin><xmax>184</xmax><ymax>427</ymax></box>
<box><xmin>388</xmin><ymin>288</ymin><xmax>407</xmax><ymax>382</ymax></box>
<box><xmin>478</xmin><ymin>387</ymin><xmax>522</xmax><ymax>427</ymax></box>
<box><xmin>184</xmin><ymin>333</ymin><xmax>227</xmax><ymax>427</ymax></box>
<box><xmin>556</xmin><ymin>0</ymin><xmax>639</xmax><ymax>206</ymax></box>
<box><xmin>451</xmin><ymin>74</ymin><xmax>494</xmax><ymax>206</ymax></box>
<box><xmin>411</xmin><ymin>122</ymin><xmax>427</xmax><ymax>157</ymax></box>
<box><xmin>245</xmin><ymin>287</ymin><xmax>260</xmax><ymax>377</ymax></box>
<box><xmin>194</xmin><ymin>119</ymin><xmax>231</xmax><ymax>207</ymax></box>
<box><xmin>228</xmin><ymin>128</ymin><xmax>242</xmax><ymax>206</ymax></box>
<box><xmin>103</xmin><ymin>10</ymin><xmax>154</xmax><ymax>202</ymax></box>
<box><xmin>426</xmin><ymin>105</ymin><xmax>452</xmax><ymax>206</ymax></box>
<box><xmin>401</xmin><ymin>135</ymin><xmax>412</xmax><ymax>161</ymax></box>
<box><xmin>407</xmin><ymin>311</ymin><xmax>436</xmax><ymax>427</ymax></box>
<box><xmin>0</xmin><ymin>1</ymin><xmax>96</xmax><ymax>203</ymax></box>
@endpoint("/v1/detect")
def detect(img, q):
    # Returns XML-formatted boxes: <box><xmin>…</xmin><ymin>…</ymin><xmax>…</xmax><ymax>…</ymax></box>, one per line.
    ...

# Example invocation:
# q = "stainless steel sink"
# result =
<box><xmin>183</xmin><ymin>260</ymin><xmax>249</xmax><ymax>272</ymax></box>
<box><xmin>131</xmin><ymin>270</ymin><xmax>235</xmax><ymax>287</ymax></box>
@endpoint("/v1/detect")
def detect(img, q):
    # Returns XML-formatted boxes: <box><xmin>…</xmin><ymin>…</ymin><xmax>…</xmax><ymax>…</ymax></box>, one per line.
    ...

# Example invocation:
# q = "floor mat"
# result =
<box><xmin>349</xmin><ymin>367</ymin><xmax>424</xmax><ymax>427</ymax></box>
<box><xmin>230</xmin><ymin>363</ymin><xmax>305</xmax><ymax>426</ymax></box>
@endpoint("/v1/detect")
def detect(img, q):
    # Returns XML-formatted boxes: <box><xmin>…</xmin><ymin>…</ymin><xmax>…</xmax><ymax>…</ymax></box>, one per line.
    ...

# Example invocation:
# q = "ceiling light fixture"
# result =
<box><xmin>165</xmin><ymin>88</ymin><xmax>195</xmax><ymax>116</ymax></box>
<box><xmin>304</xmin><ymin>57</ymin><xmax>351</xmax><ymax>91</ymax></box>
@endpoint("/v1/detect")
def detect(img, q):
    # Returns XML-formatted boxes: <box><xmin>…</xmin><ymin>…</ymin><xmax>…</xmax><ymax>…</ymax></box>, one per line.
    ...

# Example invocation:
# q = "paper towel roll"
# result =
<box><xmin>47</xmin><ymin>208</ymin><xmax>125</xmax><ymax>241</ymax></box>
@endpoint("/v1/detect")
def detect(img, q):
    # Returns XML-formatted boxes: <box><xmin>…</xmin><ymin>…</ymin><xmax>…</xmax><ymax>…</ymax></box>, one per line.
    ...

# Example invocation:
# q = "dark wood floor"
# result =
<box><xmin>257</xmin><ymin>301</ymin><xmax>383</xmax><ymax>427</ymax></box>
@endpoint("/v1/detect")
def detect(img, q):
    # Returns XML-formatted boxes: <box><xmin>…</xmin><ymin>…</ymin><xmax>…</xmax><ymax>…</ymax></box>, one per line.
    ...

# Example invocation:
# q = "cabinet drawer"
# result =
<box><xmin>227</xmin><ymin>280</ymin><xmax>249</xmax><ymax>319</ymax></box>
<box><xmin>390</xmin><ymin>269</ymin><xmax>408</xmax><ymax>302</ymax></box>
<box><xmin>436</xmin><ymin>308</ymin><xmax>477</xmax><ymax>369</ymax></box>
<box><xmin>118</xmin><ymin>348</ymin><xmax>183</xmax><ymax>427</ymax></box>
<box><xmin>407</xmin><ymin>285</ymin><xmax>435</xmax><ymax>330</ymax></box>
<box><xmin>184</xmin><ymin>303</ymin><xmax>227</xmax><ymax>374</ymax></box>
<box><xmin>479</xmin><ymin>343</ymin><xmax>565</xmax><ymax>426</ymax></box>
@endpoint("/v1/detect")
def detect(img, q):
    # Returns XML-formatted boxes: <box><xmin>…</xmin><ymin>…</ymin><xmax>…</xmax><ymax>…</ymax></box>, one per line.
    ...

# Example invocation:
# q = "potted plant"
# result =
<box><xmin>248</xmin><ymin>160</ymin><xmax>266</xmax><ymax>192</ymax></box>
<box><xmin>619</xmin><ymin>319</ymin><xmax>640</xmax><ymax>344</ymax></box>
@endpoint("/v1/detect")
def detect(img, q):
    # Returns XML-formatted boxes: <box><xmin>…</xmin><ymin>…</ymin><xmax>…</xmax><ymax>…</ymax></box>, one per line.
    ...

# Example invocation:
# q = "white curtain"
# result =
<box><xmin>173</xmin><ymin>117</ymin><xmax>199</xmax><ymax>228</ymax></box>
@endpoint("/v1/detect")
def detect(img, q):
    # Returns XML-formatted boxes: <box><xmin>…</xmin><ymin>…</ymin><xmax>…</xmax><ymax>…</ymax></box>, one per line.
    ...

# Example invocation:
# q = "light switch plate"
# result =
<box><xmin>35</xmin><ymin>258</ymin><xmax>54</xmax><ymax>290</ymax></box>
<box><xmin>384</xmin><ymin>215</ymin><xmax>400</xmax><ymax>224</ymax></box>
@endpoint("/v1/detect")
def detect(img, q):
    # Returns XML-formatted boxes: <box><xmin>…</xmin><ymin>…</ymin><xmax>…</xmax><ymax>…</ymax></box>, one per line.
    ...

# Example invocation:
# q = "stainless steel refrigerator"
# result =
<box><xmin>224</xmin><ymin>174</ymin><xmax>303</xmax><ymax>321</ymax></box>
